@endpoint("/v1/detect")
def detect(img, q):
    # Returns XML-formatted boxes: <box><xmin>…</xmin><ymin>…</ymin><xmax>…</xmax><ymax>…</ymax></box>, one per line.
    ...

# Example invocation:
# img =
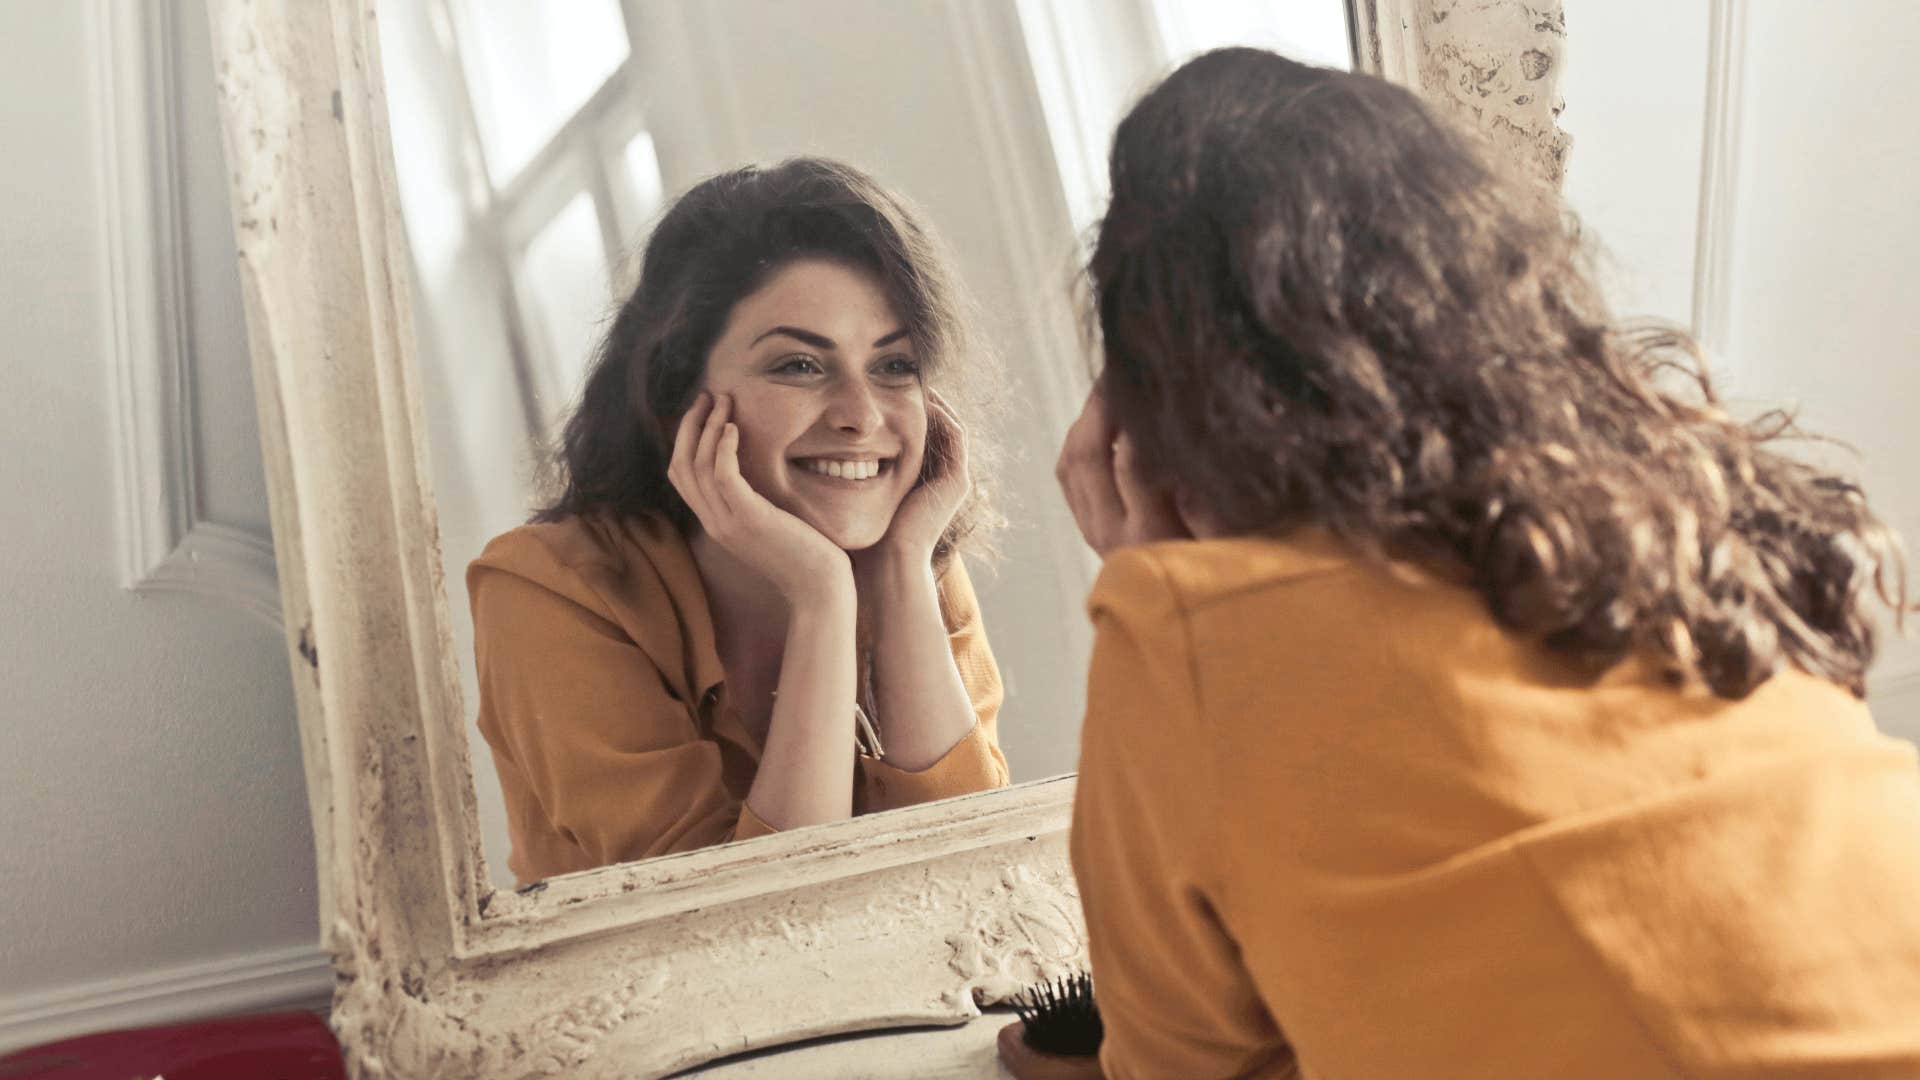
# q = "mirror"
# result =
<box><xmin>211</xmin><ymin>0</ymin><xmax>1569</xmax><ymax>1070</ymax></box>
<box><xmin>375</xmin><ymin>0</ymin><xmax>1355</xmax><ymax>887</ymax></box>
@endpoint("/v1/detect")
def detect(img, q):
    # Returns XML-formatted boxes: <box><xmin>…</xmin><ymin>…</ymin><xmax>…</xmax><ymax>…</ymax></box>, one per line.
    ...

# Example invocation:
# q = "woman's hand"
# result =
<box><xmin>849</xmin><ymin>390</ymin><xmax>982</xmax><ymax>772</ymax></box>
<box><xmin>668</xmin><ymin>392</ymin><xmax>851</xmax><ymax>602</ymax></box>
<box><xmin>1055</xmin><ymin>387</ymin><xmax>1192</xmax><ymax>557</ymax></box>
<box><xmin>865</xmin><ymin>389</ymin><xmax>970</xmax><ymax>564</ymax></box>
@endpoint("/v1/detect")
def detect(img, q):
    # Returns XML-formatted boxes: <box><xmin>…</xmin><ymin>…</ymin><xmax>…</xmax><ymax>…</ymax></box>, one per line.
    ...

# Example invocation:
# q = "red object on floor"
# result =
<box><xmin>0</xmin><ymin>1009</ymin><xmax>344</xmax><ymax>1080</ymax></box>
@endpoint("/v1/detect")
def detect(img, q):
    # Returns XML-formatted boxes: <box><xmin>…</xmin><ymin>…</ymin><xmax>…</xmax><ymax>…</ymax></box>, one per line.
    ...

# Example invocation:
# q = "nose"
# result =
<box><xmin>823</xmin><ymin>376</ymin><xmax>884</xmax><ymax>438</ymax></box>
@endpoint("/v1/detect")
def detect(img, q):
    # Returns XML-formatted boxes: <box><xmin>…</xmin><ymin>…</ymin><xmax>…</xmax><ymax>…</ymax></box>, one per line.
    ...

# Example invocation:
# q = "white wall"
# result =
<box><xmin>1561</xmin><ymin>0</ymin><xmax>1709</xmax><ymax>327</ymax></box>
<box><xmin>1563</xmin><ymin>0</ymin><xmax>1920</xmax><ymax>737</ymax></box>
<box><xmin>0</xmin><ymin>1</ymin><xmax>325</xmax><ymax>1052</ymax></box>
<box><xmin>1723</xmin><ymin>2</ymin><xmax>1920</xmax><ymax>726</ymax></box>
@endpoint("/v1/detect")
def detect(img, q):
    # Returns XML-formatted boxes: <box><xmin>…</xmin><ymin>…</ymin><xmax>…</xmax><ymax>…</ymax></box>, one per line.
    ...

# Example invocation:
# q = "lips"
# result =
<box><xmin>791</xmin><ymin>457</ymin><xmax>894</xmax><ymax>481</ymax></box>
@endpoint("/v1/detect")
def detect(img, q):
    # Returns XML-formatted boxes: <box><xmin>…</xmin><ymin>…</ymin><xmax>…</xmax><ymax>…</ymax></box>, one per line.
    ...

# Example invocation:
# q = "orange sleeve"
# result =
<box><xmin>859</xmin><ymin>555</ymin><xmax>1011</xmax><ymax>812</ymax></box>
<box><xmin>470</xmin><ymin>549</ymin><xmax>763</xmax><ymax>879</ymax></box>
<box><xmin>1071</xmin><ymin>548</ymin><xmax>1299</xmax><ymax>1080</ymax></box>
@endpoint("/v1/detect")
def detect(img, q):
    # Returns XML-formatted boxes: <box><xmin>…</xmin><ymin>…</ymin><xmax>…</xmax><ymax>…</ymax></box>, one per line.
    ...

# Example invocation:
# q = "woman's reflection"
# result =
<box><xmin>467</xmin><ymin>158</ymin><xmax>1009</xmax><ymax>886</ymax></box>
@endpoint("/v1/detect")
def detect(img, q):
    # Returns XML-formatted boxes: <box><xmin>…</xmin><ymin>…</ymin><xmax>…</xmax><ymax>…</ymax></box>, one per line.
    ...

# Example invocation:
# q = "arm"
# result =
<box><xmin>742</xmin><ymin>578</ymin><xmax>859</xmax><ymax>829</ymax></box>
<box><xmin>1071</xmin><ymin>551</ymin><xmax>1299</xmax><ymax>1079</ymax></box>
<box><xmin>854</xmin><ymin>392</ymin><xmax>1010</xmax><ymax>797</ymax></box>
<box><xmin>668</xmin><ymin>392</ymin><xmax>864</xmax><ymax>832</ymax></box>
<box><xmin>859</xmin><ymin>547</ymin><xmax>981</xmax><ymax>770</ymax></box>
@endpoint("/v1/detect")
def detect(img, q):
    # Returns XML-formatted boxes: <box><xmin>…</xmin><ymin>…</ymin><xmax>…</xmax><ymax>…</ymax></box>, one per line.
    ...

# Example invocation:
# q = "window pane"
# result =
<box><xmin>622</xmin><ymin>130</ymin><xmax>665</xmax><ymax>222</ymax></box>
<box><xmin>519</xmin><ymin>192</ymin><xmax>611</xmax><ymax>413</ymax></box>
<box><xmin>377</xmin><ymin>1</ymin><xmax>471</xmax><ymax>278</ymax></box>
<box><xmin>1152</xmin><ymin>0</ymin><xmax>1353</xmax><ymax>71</ymax></box>
<box><xmin>449</xmin><ymin>0</ymin><xmax>629</xmax><ymax>184</ymax></box>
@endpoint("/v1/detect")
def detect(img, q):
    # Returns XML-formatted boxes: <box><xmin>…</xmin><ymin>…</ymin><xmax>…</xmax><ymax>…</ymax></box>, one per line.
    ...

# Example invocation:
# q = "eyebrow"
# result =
<box><xmin>750</xmin><ymin>326</ymin><xmax>911</xmax><ymax>350</ymax></box>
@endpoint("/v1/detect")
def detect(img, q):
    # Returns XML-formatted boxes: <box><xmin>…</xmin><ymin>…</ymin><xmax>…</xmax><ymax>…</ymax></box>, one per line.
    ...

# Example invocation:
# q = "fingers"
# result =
<box><xmin>695</xmin><ymin>393</ymin><xmax>730</xmax><ymax>482</ymax></box>
<box><xmin>1056</xmin><ymin>392</ymin><xmax>1126</xmax><ymax>552</ymax></box>
<box><xmin>688</xmin><ymin>393</ymin><xmax>732</xmax><ymax>517</ymax></box>
<box><xmin>923</xmin><ymin>390</ymin><xmax>969</xmax><ymax>495</ymax></box>
<box><xmin>669</xmin><ymin>391</ymin><xmax>738</xmax><ymax>532</ymax></box>
<box><xmin>712</xmin><ymin>422</ymin><xmax>751</xmax><ymax>518</ymax></box>
<box><xmin>669</xmin><ymin>392</ymin><xmax>716</xmax><ymax>521</ymax></box>
<box><xmin>668</xmin><ymin>392</ymin><xmax>712</xmax><ymax>485</ymax></box>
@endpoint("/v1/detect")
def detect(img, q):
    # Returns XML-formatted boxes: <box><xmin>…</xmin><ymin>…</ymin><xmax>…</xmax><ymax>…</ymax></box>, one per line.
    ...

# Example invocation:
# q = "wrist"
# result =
<box><xmin>780</xmin><ymin>558</ymin><xmax>857</xmax><ymax>610</ymax></box>
<box><xmin>856</xmin><ymin>542</ymin><xmax>937</xmax><ymax>588</ymax></box>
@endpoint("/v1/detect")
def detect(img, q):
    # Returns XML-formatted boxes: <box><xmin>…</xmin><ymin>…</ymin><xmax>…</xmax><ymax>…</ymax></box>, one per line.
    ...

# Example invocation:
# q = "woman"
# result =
<box><xmin>1046</xmin><ymin>49</ymin><xmax>1920</xmax><ymax>1079</ymax></box>
<box><xmin>469</xmin><ymin>158</ymin><xmax>1009</xmax><ymax>887</ymax></box>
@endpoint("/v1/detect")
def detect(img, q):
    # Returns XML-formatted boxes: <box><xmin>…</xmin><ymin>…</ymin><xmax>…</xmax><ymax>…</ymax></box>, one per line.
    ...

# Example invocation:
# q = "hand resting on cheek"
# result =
<box><xmin>668</xmin><ymin>390</ymin><xmax>853</xmax><ymax>604</ymax></box>
<box><xmin>858</xmin><ymin>388</ymin><xmax>970</xmax><ymax>567</ymax></box>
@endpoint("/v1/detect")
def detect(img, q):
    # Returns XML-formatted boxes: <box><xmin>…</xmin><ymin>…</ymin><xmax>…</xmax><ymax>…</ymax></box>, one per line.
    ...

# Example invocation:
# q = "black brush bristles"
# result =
<box><xmin>1013</xmin><ymin>970</ymin><xmax>1104</xmax><ymax>1056</ymax></box>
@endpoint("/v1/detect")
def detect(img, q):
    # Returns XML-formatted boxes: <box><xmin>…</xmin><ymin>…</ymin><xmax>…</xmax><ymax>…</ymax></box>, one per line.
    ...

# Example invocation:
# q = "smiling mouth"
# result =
<box><xmin>791</xmin><ymin>457</ymin><xmax>895</xmax><ymax>482</ymax></box>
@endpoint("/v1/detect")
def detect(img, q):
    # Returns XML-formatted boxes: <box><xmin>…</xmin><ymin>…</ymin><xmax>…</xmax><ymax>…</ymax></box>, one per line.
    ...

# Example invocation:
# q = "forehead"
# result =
<box><xmin>723</xmin><ymin>259</ymin><xmax>904</xmax><ymax>344</ymax></box>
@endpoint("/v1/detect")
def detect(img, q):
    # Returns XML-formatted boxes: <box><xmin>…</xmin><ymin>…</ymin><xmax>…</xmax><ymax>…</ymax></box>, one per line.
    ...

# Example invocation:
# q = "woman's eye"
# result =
<box><xmin>875</xmin><ymin>356</ymin><xmax>921</xmax><ymax>380</ymax></box>
<box><xmin>773</xmin><ymin>355</ymin><xmax>823</xmax><ymax>376</ymax></box>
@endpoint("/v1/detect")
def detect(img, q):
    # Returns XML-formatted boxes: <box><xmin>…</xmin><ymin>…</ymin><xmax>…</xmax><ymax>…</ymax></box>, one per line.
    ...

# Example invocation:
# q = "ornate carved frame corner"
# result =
<box><xmin>1353</xmin><ymin>0</ymin><xmax>1573</xmax><ymax>187</ymax></box>
<box><xmin>206</xmin><ymin>0</ymin><xmax>1568</xmax><ymax>1075</ymax></box>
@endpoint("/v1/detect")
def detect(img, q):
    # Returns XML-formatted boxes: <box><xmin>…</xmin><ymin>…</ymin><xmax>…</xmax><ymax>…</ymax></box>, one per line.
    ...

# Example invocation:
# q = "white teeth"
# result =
<box><xmin>801</xmin><ymin>458</ymin><xmax>882</xmax><ymax>480</ymax></box>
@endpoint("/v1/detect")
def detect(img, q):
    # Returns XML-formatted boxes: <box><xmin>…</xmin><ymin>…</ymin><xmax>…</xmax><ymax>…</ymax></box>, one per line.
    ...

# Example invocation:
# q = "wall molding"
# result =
<box><xmin>0</xmin><ymin>944</ymin><xmax>332</xmax><ymax>1054</ymax></box>
<box><xmin>1690</xmin><ymin>0</ymin><xmax>1748</xmax><ymax>356</ymax></box>
<box><xmin>94</xmin><ymin>0</ymin><xmax>280</xmax><ymax>631</ymax></box>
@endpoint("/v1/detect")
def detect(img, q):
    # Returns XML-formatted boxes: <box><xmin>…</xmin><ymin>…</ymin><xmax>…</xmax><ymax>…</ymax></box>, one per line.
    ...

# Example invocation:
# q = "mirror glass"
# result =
<box><xmin>378</xmin><ymin>0</ymin><xmax>1353</xmax><ymax>888</ymax></box>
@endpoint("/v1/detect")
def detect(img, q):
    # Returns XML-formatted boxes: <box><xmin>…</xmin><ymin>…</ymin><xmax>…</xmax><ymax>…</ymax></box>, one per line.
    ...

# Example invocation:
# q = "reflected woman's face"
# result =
<box><xmin>701</xmin><ymin>258</ymin><xmax>928</xmax><ymax>550</ymax></box>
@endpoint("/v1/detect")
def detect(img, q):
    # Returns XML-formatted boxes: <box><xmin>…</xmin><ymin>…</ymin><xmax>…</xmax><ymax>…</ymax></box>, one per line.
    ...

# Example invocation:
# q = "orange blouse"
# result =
<box><xmin>1072</xmin><ymin>532</ymin><xmax>1920</xmax><ymax>1079</ymax></box>
<box><xmin>468</xmin><ymin>512</ymin><xmax>1009</xmax><ymax>886</ymax></box>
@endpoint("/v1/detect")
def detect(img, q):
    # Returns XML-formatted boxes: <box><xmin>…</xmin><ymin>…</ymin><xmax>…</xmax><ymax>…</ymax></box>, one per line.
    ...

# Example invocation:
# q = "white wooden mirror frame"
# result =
<box><xmin>205</xmin><ymin>1</ymin><xmax>1569</xmax><ymax>1074</ymax></box>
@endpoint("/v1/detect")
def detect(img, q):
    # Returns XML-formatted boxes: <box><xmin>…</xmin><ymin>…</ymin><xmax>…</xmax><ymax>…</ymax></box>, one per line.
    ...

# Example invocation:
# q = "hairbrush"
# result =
<box><xmin>1012</xmin><ymin>971</ymin><xmax>1103</xmax><ymax>1056</ymax></box>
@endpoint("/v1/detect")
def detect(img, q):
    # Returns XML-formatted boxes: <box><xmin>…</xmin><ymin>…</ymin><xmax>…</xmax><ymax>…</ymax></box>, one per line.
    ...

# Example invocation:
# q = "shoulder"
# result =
<box><xmin>468</xmin><ymin>512</ymin><xmax>689</xmax><ymax>622</ymax></box>
<box><xmin>472</xmin><ymin>511</ymin><xmax>688</xmax><ymax>581</ymax></box>
<box><xmin>1089</xmin><ymin>531</ymin><xmax>1496</xmax><ymax>702</ymax></box>
<box><xmin>1089</xmin><ymin>529</ymin><xmax>1364</xmax><ymax>626</ymax></box>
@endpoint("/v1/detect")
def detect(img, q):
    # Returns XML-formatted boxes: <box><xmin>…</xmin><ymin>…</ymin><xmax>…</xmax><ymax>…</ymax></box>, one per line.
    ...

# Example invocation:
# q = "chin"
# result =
<box><xmin>783</xmin><ymin>499</ymin><xmax>899</xmax><ymax>552</ymax></box>
<box><xmin>813</xmin><ymin>518</ymin><xmax>891</xmax><ymax>552</ymax></box>
<box><xmin>771</xmin><ymin>477</ymin><xmax>909</xmax><ymax>551</ymax></box>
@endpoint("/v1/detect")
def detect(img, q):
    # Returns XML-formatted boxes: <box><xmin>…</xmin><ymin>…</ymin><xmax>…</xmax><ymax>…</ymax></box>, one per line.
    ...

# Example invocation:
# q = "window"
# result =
<box><xmin>1017</xmin><ymin>0</ymin><xmax>1353</xmax><ymax>241</ymax></box>
<box><xmin>381</xmin><ymin>0</ymin><xmax>670</xmax><ymax>436</ymax></box>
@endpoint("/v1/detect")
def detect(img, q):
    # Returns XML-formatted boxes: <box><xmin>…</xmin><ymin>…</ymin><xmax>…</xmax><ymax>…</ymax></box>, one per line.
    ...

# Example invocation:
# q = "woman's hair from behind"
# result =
<box><xmin>1090</xmin><ymin>47</ymin><xmax>1907</xmax><ymax>699</ymax></box>
<box><xmin>536</xmin><ymin>156</ymin><xmax>1000</xmax><ymax>564</ymax></box>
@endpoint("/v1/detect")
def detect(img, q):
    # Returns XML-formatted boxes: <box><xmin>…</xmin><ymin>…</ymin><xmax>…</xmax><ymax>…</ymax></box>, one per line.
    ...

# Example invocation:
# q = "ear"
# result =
<box><xmin>1174</xmin><ymin>486</ymin><xmax>1228</xmax><ymax>539</ymax></box>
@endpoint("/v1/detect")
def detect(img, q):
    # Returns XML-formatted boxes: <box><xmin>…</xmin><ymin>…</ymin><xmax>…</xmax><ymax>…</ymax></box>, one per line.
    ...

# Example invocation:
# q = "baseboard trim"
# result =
<box><xmin>0</xmin><ymin>944</ymin><xmax>333</xmax><ymax>1054</ymax></box>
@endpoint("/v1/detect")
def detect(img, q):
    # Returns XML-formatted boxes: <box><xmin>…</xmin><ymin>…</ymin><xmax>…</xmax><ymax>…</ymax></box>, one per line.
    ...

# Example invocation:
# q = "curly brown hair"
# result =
<box><xmin>536</xmin><ymin>157</ymin><xmax>1001</xmax><ymax>567</ymax></box>
<box><xmin>1090</xmin><ymin>48</ymin><xmax>1907</xmax><ymax>699</ymax></box>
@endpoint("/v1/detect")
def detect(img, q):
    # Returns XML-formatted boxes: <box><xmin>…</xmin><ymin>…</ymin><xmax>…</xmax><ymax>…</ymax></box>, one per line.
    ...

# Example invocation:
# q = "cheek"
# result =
<box><xmin>728</xmin><ymin>424</ymin><xmax>785</xmax><ymax>492</ymax></box>
<box><xmin>725</xmin><ymin>390</ymin><xmax>805</xmax><ymax>485</ymax></box>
